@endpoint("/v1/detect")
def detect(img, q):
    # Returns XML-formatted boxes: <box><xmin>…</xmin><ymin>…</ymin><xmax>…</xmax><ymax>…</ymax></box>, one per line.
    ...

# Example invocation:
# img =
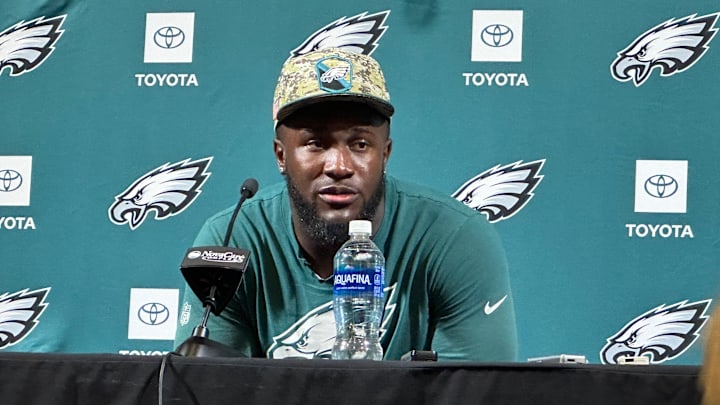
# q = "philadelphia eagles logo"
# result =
<box><xmin>0</xmin><ymin>15</ymin><xmax>66</xmax><ymax>77</ymax></box>
<box><xmin>0</xmin><ymin>287</ymin><xmax>50</xmax><ymax>349</ymax></box>
<box><xmin>320</xmin><ymin>64</ymin><xmax>350</xmax><ymax>84</ymax></box>
<box><xmin>290</xmin><ymin>10</ymin><xmax>390</xmax><ymax>57</ymax></box>
<box><xmin>600</xmin><ymin>299</ymin><xmax>711</xmax><ymax>364</ymax></box>
<box><xmin>611</xmin><ymin>13</ymin><xmax>719</xmax><ymax>86</ymax></box>
<box><xmin>267</xmin><ymin>284</ymin><xmax>397</xmax><ymax>359</ymax></box>
<box><xmin>453</xmin><ymin>159</ymin><xmax>545</xmax><ymax>222</ymax></box>
<box><xmin>109</xmin><ymin>157</ymin><xmax>212</xmax><ymax>230</ymax></box>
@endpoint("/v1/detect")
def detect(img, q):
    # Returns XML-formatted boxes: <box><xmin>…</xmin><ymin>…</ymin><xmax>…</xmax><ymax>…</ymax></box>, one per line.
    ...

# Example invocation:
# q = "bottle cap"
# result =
<box><xmin>348</xmin><ymin>220</ymin><xmax>372</xmax><ymax>235</ymax></box>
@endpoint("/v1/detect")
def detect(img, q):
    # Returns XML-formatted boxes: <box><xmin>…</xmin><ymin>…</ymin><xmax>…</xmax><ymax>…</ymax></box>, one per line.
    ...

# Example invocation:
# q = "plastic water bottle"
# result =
<box><xmin>332</xmin><ymin>220</ymin><xmax>385</xmax><ymax>360</ymax></box>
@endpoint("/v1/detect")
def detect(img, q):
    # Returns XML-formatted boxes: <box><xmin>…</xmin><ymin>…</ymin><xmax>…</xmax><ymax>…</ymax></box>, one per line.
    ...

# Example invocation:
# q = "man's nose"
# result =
<box><xmin>323</xmin><ymin>148</ymin><xmax>354</xmax><ymax>178</ymax></box>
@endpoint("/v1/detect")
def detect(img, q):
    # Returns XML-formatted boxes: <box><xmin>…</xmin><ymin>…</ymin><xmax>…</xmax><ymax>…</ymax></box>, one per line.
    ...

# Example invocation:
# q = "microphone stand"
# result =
<box><xmin>193</xmin><ymin>285</ymin><xmax>217</xmax><ymax>339</ymax></box>
<box><xmin>174</xmin><ymin>178</ymin><xmax>258</xmax><ymax>357</ymax></box>
<box><xmin>175</xmin><ymin>285</ymin><xmax>241</xmax><ymax>357</ymax></box>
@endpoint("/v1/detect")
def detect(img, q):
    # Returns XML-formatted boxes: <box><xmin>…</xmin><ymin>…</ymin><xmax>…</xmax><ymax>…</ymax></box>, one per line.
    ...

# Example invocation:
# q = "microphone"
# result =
<box><xmin>175</xmin><ymin>178</ymin><xmax>259</xmax><ymax>357</ymax></box>
<box><xmin>223</xmin><ymin>178</ymin><xmax>259</xmax><ymax>246</ymax></box>
<box><xmin>242</xmin><ymin>177</ymin><xmax>260</xmax><ymax>198</ymax></box>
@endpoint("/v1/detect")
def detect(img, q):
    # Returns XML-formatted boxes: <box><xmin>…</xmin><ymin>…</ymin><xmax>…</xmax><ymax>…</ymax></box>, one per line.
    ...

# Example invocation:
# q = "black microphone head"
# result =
<box><xmin>240</xmin><ymin>178</ymin><xmax>259</xmax><ymax>198</ymax></box>
<box><xmin>180</xmin><ymin>246</ymin><xmax>251</xmax><ymax>315</ymax></box>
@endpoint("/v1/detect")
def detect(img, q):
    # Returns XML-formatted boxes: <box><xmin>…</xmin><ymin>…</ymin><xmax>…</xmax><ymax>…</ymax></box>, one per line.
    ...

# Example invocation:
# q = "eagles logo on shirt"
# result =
<box><xmin>267</xmin><ymin>284</ymin><xmax>396</xmax><ymax>359</ymax></box>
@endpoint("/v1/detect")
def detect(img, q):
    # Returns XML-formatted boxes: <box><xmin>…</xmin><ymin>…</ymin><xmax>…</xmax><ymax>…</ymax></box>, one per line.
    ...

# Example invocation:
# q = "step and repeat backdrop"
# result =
<box><xmin>2</xmin><ymin>0</ymin><xmax>719</xmax><ymax>364</ymax></box>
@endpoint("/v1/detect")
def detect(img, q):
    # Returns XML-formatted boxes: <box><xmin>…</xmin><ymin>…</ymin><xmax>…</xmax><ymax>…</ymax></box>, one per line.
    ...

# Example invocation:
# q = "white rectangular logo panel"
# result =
<box><xmin>128</xmin><ymin>288</ymin><xmax>179</xmax><ymax>340</ymax></box>
<box><xmin>471</xmin><ymin>10</ymin><xmax>523</xmax><ymax>62</ymax></box>
<box><xmin>144</xmin><ymin>12</ymin><xmax>195</xmax><ymax>63</ymax></box>
<box><xmin>0</xmin><ymin>156</ymin><xmax>32</xmax><ymax>206</ymax></box>
<box><xmin>634</xmin><ymin>160</ymin><xmax>688</xmax><ymax>213</ymax></box>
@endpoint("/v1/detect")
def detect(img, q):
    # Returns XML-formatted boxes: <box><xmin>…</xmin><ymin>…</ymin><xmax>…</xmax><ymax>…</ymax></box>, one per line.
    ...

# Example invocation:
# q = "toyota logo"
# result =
<box><xmin>153</xmin><ymin>26</ymin><xmax>185</xmax><ymax>49</ymax></box>
<box><xmin>0</xmin><ymin>169</ymin><xmax>23</xmax><ymax>192</ymax></box>
<box><xmin>481</xmin><ymin>24</ymin><xmax>514</xmax><ymax>47</ymax></box>
<box><xmin>644</xmin><ymin>174</ymin><xmax>679</xmax><ymax>198</ymax></box>
<box><xmin>137</xmin><ymin>302</ymin><xmax>170</xmax><ymax>325</ymax></box>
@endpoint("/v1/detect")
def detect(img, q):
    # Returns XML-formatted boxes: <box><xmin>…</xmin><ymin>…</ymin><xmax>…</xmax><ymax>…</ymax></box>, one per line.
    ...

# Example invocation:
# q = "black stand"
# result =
<box><xmin>174</xmin><ymin>285</ymin><xmax>243</xmax><ymax>357</ymax></box>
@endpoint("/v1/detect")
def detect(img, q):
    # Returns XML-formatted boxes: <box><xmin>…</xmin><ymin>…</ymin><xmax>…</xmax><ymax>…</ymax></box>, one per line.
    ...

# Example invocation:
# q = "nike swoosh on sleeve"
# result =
<box><xmin>484</xmin><ymin>295</ymin><xmax>508</xmax><ymax>315</ymax></box>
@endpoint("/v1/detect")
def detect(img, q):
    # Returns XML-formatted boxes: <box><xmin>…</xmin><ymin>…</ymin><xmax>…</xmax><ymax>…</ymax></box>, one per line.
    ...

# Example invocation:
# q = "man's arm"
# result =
<box><xmin>427</xmin><ymin>217</ymin><xmax>518</xmax><ymax>361</ymax></box>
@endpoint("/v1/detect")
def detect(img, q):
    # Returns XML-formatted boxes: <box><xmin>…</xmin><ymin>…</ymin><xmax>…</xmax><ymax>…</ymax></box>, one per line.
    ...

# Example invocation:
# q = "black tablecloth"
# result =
<box><xmin>0</xmin><ymin>352</ymin><xmax>702</xmax><ymax>404</ymax></box>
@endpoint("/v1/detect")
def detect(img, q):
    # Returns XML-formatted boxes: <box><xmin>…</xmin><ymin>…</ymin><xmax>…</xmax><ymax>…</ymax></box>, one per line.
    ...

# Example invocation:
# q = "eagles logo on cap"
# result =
<box><xmin>272</xmin><ymin>47</ymin><xmax>394</xmax><ymax>124</ymax></box>
<box><xmin>316</xmin><ymin>56</ymin><xmax>353</xmax><ymax>93</ymax></box>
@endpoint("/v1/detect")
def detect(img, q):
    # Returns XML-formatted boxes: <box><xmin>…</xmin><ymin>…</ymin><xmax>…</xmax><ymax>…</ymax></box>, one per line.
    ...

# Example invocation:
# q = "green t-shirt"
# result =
<box><xmin>175</xmin><ymin>176</ymin><xmax>517</xmax><ymax>361</ymax></box>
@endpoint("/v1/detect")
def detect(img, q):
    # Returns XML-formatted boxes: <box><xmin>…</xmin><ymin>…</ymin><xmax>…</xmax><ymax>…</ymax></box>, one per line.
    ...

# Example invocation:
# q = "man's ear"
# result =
<box><xmin>273</xmin><ymin>137</ymin><xmax>286</xmax><ymax>174</ymax></box>
<box><xmin>383</xmin><ymin>137</ymin><xmax>392</xmax><ymax>168</ymax></box>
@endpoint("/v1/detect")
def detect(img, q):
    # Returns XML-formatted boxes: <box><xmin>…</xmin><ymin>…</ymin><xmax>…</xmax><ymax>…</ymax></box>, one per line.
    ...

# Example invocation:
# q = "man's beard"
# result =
<box><xmin>286</xmin><ymin>175</ymin><xmax>385</xmax><ymax>250</ymax></box>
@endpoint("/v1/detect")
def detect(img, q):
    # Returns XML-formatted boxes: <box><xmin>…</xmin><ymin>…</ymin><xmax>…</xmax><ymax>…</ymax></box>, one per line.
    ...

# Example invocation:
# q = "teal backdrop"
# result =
<box><xmin>2</xmin><ymin>0</ymin><xmax>718</xmax><ymax>364</ymax></box>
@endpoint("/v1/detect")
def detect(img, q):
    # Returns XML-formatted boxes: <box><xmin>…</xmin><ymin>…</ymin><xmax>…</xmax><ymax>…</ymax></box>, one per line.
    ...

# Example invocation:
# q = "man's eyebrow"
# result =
<box><xmin>348</xmin><ymin>124</ymin><xmax>373</xmax><ymax>131</ymax></box>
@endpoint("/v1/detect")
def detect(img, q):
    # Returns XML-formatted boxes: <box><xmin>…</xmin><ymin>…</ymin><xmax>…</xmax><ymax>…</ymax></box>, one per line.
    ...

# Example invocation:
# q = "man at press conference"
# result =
<box><xmin>174</xmin><ymin>47</ymin><xmax>518</xmax><ymax>361</ymax></box>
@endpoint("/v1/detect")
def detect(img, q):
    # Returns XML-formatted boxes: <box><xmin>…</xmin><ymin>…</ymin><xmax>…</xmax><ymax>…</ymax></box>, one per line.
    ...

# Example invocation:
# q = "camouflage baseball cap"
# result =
<box><xmin>272</xmin><ymin>47</ymin><xmax>394</xmax><ymax>124</ymax></box>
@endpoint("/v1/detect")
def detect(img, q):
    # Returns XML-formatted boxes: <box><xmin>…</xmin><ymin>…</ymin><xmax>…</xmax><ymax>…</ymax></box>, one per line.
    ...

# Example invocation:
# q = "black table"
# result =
<box><xmin>0</xmin><ymin>352</ymin><xmax>703</xmax><ymax>404</ymax></box>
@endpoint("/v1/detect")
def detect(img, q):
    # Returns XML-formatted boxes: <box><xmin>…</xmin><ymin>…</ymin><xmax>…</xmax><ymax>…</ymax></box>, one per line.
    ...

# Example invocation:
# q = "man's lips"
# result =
<box><xmin>318</xmin><ymin>186</ymin><xmax>358</xmax><ymax>206</ymax></box>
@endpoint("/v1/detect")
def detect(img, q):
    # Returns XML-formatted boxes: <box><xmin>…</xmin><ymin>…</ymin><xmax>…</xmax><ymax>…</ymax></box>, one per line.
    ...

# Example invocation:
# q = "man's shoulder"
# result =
<box><xmin>383</xmin><ymin>176</ymin><xmax>502</xmax><ymax>263</ymax></box>
<box><xmin>248</xmin><ymin>180</ymin><xmax>287</xmax><ymax>205</ymax></box>
<box><xmin>390</xmin><ymin>176</ymin><xmax>480</xmax><ymax>220</ymax></box>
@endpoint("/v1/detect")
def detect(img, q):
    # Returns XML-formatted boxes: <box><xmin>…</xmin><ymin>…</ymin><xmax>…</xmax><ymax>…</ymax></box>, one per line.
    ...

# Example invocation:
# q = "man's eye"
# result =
<box><xmin>353</xmin><ymin>141</ymin><xmax>369</xmax><ymax>150</ymax></box>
